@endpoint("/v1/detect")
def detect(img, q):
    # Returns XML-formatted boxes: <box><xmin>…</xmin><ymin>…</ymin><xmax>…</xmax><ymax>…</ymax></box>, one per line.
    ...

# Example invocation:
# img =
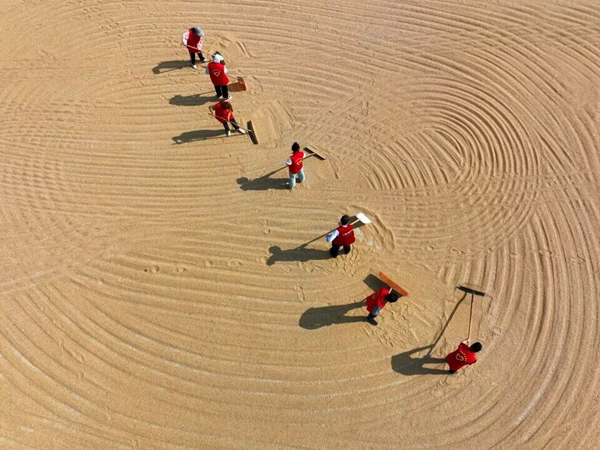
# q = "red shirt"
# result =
<box><xmin>288</xmin><ymin>151</ymin><xmax>305</xmax><ymax>174</ymax></box>
<box><xmin>207</xmin><ymin>62</ymin><xmax>229</xmax><ymax>86</ymax></box>
<box><xmin>186</xmin><ymin>30</ymin><xmax>202</xmax><ymax>51</ymax></box>
<box><xmin>332</xmin><ymin>224</ymin><xmax>355</xmax><ymax>246</ymax></box>
<box><xmin>446</xmin><ymin>343</ymin><xmax>477</xmax><ymax>372</ymax></box>
<box><xmin>213</xmin><ymin>102</ymin><xmax>233</xmax><ymax>123</ymax></box>
<box><xmin>366</xmin><ymin>288</ymin><xmax>390</xmax><ymax>313</ymax></box>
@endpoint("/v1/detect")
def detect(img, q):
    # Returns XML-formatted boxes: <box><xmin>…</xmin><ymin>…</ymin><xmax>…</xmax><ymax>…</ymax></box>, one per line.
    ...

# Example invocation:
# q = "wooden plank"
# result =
<box><xmin>236</xmin><ymin>76</ymin><xmax>247</xmax><ymax>91</ymax></box>
<box><xmin>246</xmin><ymin>121</ymin><xmax>259</xmax><ymax>145</ymax></box>
<box><xmin>303</xmin><ymin>146</ymin><xmax>327</xmax><ymax>160</ymax></box>
<box><xmin>378</xmin><ymin>271</ymin><xmax>409</xmax><ymax>297</ymax></box>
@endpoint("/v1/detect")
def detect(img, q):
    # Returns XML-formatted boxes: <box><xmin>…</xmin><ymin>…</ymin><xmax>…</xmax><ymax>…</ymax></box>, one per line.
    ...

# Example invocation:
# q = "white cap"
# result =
<box><xmin>213</xmin><ymin>54</ymin><xmax>224</xmax><ymax>63</ymax></box>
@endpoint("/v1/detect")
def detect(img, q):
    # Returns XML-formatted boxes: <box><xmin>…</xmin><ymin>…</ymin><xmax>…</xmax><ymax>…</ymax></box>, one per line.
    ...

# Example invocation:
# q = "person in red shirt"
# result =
<box><xmin>181</xmin><ymin>26</ymin><xmax>205</xmax><ymax>69</ymax></box>
<box><xmin>326</xmin><ymin>215</ymin><xmax>356</xmax><ymax>258</ymax></box>
<box><xmin>365</xmin><ymin>287</ymin><xmax>399</xmax><ymax>325</ymax></box>
<box><xmin>286</xmin><ymin>142</ymin><xmax>305</xmax><ymax>188</ymax></box>
<box><xmin>209</xmin><ymin>99</ymin><xmax>245</xmax><ymax>137</ymax></box>
<box><xmin>446</xmin><ymin>340</ymin><xmax>482</xmax><ymax>374</ymax></box>
<box><xmin>205</xmin><ymin>53</ymin><xmax>230</xmax><ymax>100</ymax></box>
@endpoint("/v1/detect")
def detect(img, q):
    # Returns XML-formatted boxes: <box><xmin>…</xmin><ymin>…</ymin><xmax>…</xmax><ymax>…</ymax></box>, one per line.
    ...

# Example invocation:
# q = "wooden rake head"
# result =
<box><xmin>246</xmin><ymin>121</ymin><xmax>259</xmax><ymax>145</ymax></box>
<box><xmin>457</xmin><ymin>285</ymin><xmax>486</xmax><ymax>297</ymax></box>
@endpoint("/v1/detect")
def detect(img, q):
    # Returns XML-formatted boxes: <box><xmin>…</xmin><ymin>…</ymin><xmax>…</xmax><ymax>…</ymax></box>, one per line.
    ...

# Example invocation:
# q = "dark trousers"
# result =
<box><xmin>214</xmin><ymin>84</ymin><xmax>229</xmax><ymax>98</ymax></box>
<box><xmin>188</xmin><ymin>49</ymin><xmax>205</xmax><ymax>64</ymax></box>
<box><xmin>330</xmin><ymin>244</ymin><xmax>351</xmax><ymax>258</ymax></box>
<box><xmin>223</xmin><ymin>118</ymin><xmax>240</xmax><ymax>132</ymax></box>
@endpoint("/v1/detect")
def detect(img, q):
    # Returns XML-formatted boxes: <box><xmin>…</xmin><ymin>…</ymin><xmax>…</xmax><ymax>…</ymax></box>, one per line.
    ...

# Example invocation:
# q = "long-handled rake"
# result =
<box><xmin>303</xmin><ymin>146</ymin><xmax>327</xmax><ymax>160</ymax></box>
<box><xmin>457</xmin><ymin>284</ymin><xmax>486</xmax><ymax>341</ymax></box>
<box><xmin>296</xmin><ymin>212</ymin><xmax>372</xmax><ymax>250</ymax></box>
<box><xmin>206</xmin><ymin>110</ymin><xmax>258</xmax><ymax>145</ymax></box>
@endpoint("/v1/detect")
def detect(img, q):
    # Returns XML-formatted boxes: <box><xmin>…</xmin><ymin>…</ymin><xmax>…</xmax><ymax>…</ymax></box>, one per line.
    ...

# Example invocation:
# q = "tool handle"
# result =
<box><xmin>180</xmin><ymin>44</ymin><xmax>221</xmax><ymax>61</ymax></box>
<box><xmin>467</xmin><ymin>292</ymin><xmax>475</xmax><ymax>342</ymax></box>
<box><xmin>207</xmin><ymin>110</ymin><xmax>248</xmax><ymax>132</ymax></box>
<box><xmin>207</xmin><ymin>108</ymin><xmax>232</xmax><ymax>122</ymax></box>
<box><xmin>184</xmin><ymin>45</ymin><xmax>203</xmax><ymax>53</ymax></box>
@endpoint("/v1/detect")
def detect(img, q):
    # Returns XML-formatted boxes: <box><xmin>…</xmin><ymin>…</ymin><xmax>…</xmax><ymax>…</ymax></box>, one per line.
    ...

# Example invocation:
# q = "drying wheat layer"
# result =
<box><xmin>1</xmin><ymin>0</ymin><xmax>599</xmax><ymax>449</ymax></box>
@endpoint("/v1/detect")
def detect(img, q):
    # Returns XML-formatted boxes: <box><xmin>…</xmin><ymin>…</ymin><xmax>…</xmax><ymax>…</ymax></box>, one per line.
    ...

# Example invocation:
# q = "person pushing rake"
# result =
<box><xmin>326</xmin><ymin>215</ymin><xmax>356</xmax><ymax>258</ymax></box>
<box><xmin>181</xmin><ymin>26</ymin><xmax>205</xmax><ymax>69</ymax></box>
<box><xmin>209</xmin><ymin>98</ymin><xmax>246</xmax><ymax>137</ymax></box>
<box><xmin>446</xmin><ymin>285</ymin><xmax>485</xmax><ymax>374</ymax></box>
<box><xmin>286</xmin><ymin>142</ymin><xmax>306</xmax><ymax>189</ymax></box>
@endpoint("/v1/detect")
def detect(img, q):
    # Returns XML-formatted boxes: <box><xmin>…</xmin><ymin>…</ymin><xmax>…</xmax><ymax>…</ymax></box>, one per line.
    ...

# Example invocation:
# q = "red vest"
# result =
<box><xmin>332</xmin><ymin>224</ymin><xmax>355</xmax><ymax>246</ymax></box>
<box><xmin>187</xmin><ymin>30</ymin><xmax>202</xmax><ymax>51</ymax></box>
<box><xmin>366</xmin><ymin>288</ymin><xmax>390</xmax><ymax>312</ymax></box>
<box><xmin>289</xmin><ymin>151</ymin><xmax>304</xmax><ymax>174</ymax></box>
<box><xmin>213</xmin><ymin>102</ymin><xmax>233</xmax><ymax>123</ymax></box>
<box><xmin>446</xmin><ymin>343</ymin><xmax>477</xmax><ymax>372</ymax></box>
<box><xmin>208</xmin><ymin>62</ymin><xmax>229</xmax><ymax>86</ymax></box>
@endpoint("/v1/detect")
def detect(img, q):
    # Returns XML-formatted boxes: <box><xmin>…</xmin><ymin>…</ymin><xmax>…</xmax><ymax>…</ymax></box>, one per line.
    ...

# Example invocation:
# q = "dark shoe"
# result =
<box><xmin>329</xmin><ymin>248</ymin><xmax>338</xmax><ymax>258</ymax></box>
<box><xmin>367</xmin><ymin>317</ymin><xmax>378</xmax><ymax>326</ymax></box>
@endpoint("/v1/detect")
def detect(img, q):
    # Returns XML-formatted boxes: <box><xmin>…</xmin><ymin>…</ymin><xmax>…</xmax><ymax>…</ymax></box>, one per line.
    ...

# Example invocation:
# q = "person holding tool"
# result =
<box><xmin>446</xmin><ymin>340</ymin><xmax>482</xmax><ymax>374</ymax></box>
<box><xmin>181</xmin><ymin>26</ymin><xmax>205</xmax><ymax>68</ymax></box>
<box><xmin>364</xmin><ymin>287</ymin><xmax>399</xmax><ymax>326</ymax></box>
<box><xmin>326</xmin><ymin>215</ymin><xmax>356</xmax><ymax>258</ymax></box>
<box><xmin>286</xmin><ymin>142</ymin><xmax>305</xmax><ymax>188</ymax></box>
<box><xmin>209</xmin><ymin>99</ymin><xmax>245</xmax><ymax>137</ymax></box>
<box><xmin>206</xmin><ymin>52</ymin><xmax>230</xmax><ymax>100</ymax></box>
<box><xmin>446</xmin><ymin>285</ymin><xmax>485</xmax><ymax>373</ymax></box>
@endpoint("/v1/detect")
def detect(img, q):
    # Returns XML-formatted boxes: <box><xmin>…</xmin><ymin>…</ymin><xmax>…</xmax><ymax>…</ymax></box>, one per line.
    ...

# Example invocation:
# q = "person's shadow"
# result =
<box><xmin>238</xmin><ymin>155</ymin><xmax>315</xmax><ymax>191</ymax></box>
<box><xmin>152</xmin><ymin>60</ymin><xmax>189</xmax><ymax>74</ymax></box>
<box><xmin>391</xmin><ymin>291</ymin><xmax>468</xmax><ymax>375</ymax></box>
<box><xmin>237</xmin><ymin>166</ymin><xmax>290</xmax><ymax>191</ymax></box>
<box><xmin>391</xmin><ymin>345</ymin><xmax>448</xmax><ymax>375</ymax></box>
<box><xmin>299</xmin><ymin>301</ymin><xmax>366</xmax><ymax>330</ymax></box>
<box><xmin>172</xmin><ymin>129</ymin><xmax>232</xmax><ymax>144</ymax></box>
<box><xmin>266</xmin><ymin>245</ymin><xmax>331</xmax><ymax>266</ymax></box>
<box><xmin>169</xmin><ymin>94</ymin><xmax>215</xmax><ymax>106</ymax></box>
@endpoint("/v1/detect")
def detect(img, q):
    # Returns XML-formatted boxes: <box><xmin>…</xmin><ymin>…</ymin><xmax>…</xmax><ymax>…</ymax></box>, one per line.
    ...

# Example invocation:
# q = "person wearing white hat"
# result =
<box><xmin>182</xmin><ymin>26</ymin><xmax>205</xmax><ymax>69</ymax></box>
<box><xmin>205</xmin><ymin>52</ymin><xmax>230</xmax><ymax>99</ymax></box>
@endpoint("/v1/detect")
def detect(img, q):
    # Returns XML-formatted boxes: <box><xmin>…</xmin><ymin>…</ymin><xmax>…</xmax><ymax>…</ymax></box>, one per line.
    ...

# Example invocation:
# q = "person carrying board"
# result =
<box><xmin>364</xmin><ymin>287</ymin><xmax>399</xmax><ymax>326</ymax></box>
<box><xmin>182</xmin><ymin>26</ymin><xmax>205</xmax><ymax>69</ymax></box>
